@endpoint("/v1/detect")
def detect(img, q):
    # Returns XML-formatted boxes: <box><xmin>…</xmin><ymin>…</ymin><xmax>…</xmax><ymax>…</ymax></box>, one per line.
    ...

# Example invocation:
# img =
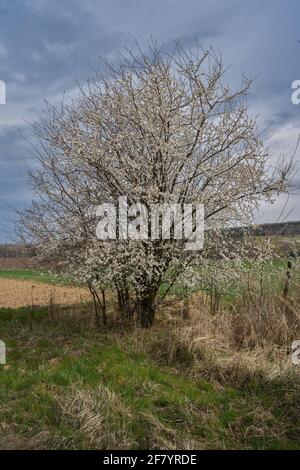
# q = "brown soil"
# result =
<box><xmin>0</xmin><ymin>278</ymin><xmax>91</xmax><ymax>309</ymax></box>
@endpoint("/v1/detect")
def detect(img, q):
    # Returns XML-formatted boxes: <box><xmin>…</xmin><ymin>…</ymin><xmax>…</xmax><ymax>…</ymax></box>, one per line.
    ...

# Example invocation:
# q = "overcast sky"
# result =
<box><xmin>0</xmin><ymin>0</ymin><xmax>299</xmax><ymax>242</ymax></box>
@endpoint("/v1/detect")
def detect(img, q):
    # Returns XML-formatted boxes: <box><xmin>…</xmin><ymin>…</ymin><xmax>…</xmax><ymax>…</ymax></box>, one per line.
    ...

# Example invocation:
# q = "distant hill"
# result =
<box><xmin>243</xmin><ymin>220</ymin><xmax>300</xmax><ymax>237</ymax></box>
<box><xmin>0</xmin><ymin>244</ymin><xmax>36</xmax><ymax>270</ymax></box>
<box><xmin>0</xmin><ymin>244</ymin><xmax>35</xmax><ymax>258</ymax></box>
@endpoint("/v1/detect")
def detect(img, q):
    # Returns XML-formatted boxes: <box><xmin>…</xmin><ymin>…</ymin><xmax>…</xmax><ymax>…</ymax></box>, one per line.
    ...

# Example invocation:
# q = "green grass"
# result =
<box><xmin>1</xmin><ymin>305</ymin><xmax>300</xmax><ymax>449</ymax></box>
<box><xmin>0</xmin><ymin>269</ymin><xmax>74</xmax><ymax>285</ymax></box>
<box><xmin>159</xmin><ymin>257</ymin><xmax>300</xmax><ymax>306</ymax></box>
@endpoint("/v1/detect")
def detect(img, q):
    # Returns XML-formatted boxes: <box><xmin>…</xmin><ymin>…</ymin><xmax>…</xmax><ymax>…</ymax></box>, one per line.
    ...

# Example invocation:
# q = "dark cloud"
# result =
<box><xmin>0</xmin><ymin>0</ymin><xmax>300</xmax><ymax>241</ymax></box>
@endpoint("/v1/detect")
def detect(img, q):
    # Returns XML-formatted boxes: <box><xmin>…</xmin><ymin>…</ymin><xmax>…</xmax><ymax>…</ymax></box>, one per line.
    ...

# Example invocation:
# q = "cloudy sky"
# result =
<box><xmin>0</xmin><ymin>0</ymin><xmax>299</xmax><ymax>242</ymax></box>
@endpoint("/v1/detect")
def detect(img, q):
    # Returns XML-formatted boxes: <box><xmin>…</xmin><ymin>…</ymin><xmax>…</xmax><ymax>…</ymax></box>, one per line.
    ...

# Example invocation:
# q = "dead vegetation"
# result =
<box><xmin>118</xmin><ymin>280</ymin><xmax>300</xmax><ymax>406</ymax></box>
<box><xmin>57</xmin><ymin>385</ymin><xmax>136</xmax><ymax>449</ymax></box>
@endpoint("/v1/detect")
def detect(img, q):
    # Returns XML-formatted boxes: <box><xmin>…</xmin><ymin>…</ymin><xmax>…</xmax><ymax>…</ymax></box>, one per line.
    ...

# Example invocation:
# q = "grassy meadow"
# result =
<box><xmin>1</xmin><ymin>249</ymin><xmax>300</xmax><ymax>450</ymax></box>
<box><xmin>0</xmin><ymin>269</ymin><xmax>73</xmax><ymax>286</ymax></box>
<box><xmin>0</xmin><ymin>302</ymin><xmax>300</xmax><ymax>450</ymax></box>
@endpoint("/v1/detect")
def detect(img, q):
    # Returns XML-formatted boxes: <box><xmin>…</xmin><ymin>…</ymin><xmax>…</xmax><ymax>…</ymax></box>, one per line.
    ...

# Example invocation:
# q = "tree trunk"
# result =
<box><xmin>117</xmin><ymin>288</ymin><xmax>133</xmax><ymax>319</ymax></box>
<box><xmin>89</xmin><ymin>285</ymin><xmax>100</xmax><ymax>329</ymax></box>
<box><xmin>139</xmin><ymin>291</ymin><xmax>156</xmax><ymax>327</ymax></box>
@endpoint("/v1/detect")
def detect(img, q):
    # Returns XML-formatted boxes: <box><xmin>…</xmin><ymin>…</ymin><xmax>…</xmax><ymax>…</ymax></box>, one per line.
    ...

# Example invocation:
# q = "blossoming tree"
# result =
<box><xmin>18</xmin><ymin>43</ymin><xmax>291</xmax><ymax>327</ymax></box>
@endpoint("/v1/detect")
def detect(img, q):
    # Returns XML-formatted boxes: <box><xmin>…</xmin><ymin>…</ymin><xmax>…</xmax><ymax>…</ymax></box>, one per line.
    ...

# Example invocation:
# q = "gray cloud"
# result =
<box><xmin>0</xmin><ymin>0</ymin><xmax>300</xmax><ymax>241</ymax></box>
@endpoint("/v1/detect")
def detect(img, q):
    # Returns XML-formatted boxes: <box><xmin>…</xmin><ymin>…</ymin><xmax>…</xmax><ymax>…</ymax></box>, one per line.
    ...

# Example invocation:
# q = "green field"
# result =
<box><xmin>1</xmin><ymin>264</ymin><xmax>300</xmax><ymax>449</ymax></box>
<box><xmin>0</xmin><ymin>269</ymin><xmax>74</xmax><ymax>286</ymax></box>
<box><xmin>0</xmin><ymin>306</ymin><xmax>300</xmax><ymax>450</ymax></box>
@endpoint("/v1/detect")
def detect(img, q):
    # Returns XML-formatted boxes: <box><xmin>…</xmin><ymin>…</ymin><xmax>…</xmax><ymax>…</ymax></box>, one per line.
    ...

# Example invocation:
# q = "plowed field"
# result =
<box><xmin>0</xmin><ymin>278</ymin><xmax>90</xmax><ymax>308</ymax></box>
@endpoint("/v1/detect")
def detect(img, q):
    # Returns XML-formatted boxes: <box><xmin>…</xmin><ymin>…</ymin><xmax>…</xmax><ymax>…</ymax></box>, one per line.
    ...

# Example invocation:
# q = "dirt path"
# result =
<box><xmin>0</xmin><ymin>278</ymin><xmax>91</xmax><ymax>309</ymax></box>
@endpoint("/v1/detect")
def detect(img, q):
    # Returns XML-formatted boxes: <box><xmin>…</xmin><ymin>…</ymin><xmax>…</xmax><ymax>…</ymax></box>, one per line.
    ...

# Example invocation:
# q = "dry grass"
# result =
<box><xmin>159</xmin><ymin>291</ymin><xmax>300</xmax><ymax>386</ymax></box>
<box><xmin>0</xmin><ymin>429</ymin><xmax>52</xmax><ymax>450</ymax></box>
<box><xmin>57</xmin><ymin>384</ymin><xmax>136</xmax><ymax>449</ymax></box>
<box><xmin>125</xmin><ymin>289</ymin><xmax>300</xmax><ymax>386</ymax></box>
<box><xmin>138</xmin><ymin>412</ymin><xmax>204</xmax><ymax>450</ymax></box>
<box><xmin>185</xmin><ymin>291</ymin><xmax>300</xmax><ymax>347</ymax></box>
